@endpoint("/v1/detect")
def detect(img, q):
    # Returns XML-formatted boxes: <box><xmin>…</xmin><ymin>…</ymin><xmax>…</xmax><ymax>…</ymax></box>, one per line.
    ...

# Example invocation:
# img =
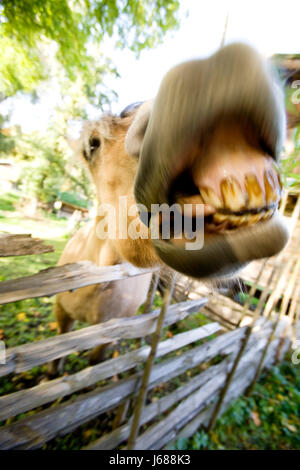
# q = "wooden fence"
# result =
<box><xmin>0</xmin><ymin>189</ymin><xmax>299</xmax><ymax>450</ymax></box>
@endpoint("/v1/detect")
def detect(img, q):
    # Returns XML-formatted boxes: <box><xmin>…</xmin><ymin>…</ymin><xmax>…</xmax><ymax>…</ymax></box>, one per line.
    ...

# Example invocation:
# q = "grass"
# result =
<box><xmin>0</xmin><ymin>191</ymin><xmax>20</xmax><ymax>212</ymax></box>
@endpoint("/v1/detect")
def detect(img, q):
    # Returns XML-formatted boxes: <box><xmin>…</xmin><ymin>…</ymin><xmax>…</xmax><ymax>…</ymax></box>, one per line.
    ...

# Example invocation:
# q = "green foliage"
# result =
<box><xmin>0</xmin><ymin>191</ymin><xmax>19</xmax><ymax>211</ymax></box>
<box><xmin>13</xmin><ymin>129</ymin><xmax>94</xmax><ymax>205</ymax></box>
<box><xmin>172</xmin><ymin>360</ymin><xmax>300</xmax><ymax>450</ymax></box>
<box><xmin>0</xmin><ymin>114</ymin><xmax>17</xmax><ymax>154</ymax></box>
<box><xmin>280</xmin><ymin>123</ymin><xmax>300</xmax><ymax>188</ymax></box>
<box><xmin>237</xmin><ymin>291</ymin><xmax>260</xmax><ymax>310</ymax></box>
<box><xmin>0</xmin><ymin>0</ymin><xmax>180</xmax><ymax>100</ymax></box>
<box><xmin>0</xmin><ymin>1</ymin><xmax>181</xmax><ymax>206</ymax></box>
<box><xmin>0</xmin><ymin>35</ymin><xmax>45</xmax><ymax>101</ymax></box>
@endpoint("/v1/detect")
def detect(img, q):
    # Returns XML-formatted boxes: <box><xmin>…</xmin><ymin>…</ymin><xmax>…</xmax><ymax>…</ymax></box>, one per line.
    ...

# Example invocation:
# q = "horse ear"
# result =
<box><xmin>125</xmin><ymin>100</ymin><xmax>153</xmax><ymax>157</ymax></box>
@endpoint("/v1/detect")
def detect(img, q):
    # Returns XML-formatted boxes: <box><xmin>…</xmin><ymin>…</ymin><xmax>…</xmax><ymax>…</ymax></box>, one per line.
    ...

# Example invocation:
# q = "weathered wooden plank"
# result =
<box><xmin>0</xmin><ymin>233</ymin><xmax>54</xmax><ymax>257</ymax></box>
<box><xmin>0</xmin><ymin>299</ymin><xmax>207</xmax><ymax>377</ymax></box>
<box><xmin>84</xmin><ymin>360</ymin><xmax>228</xmax><ymax>450</ymax></box>
<box><xmin>137</xmin><ymin>373</ymin><xmax>226</xmax><ymax>450</ymax></box>
<box><xmin>0</xmin><ymin>261</ymin><xmax>156</xmax><ymax>304</ymax></box>
<box><xmin>0</xmin><ymin>325</ymin><xmax>247</xmax><ymax>449</ymax></box>
<box><xmin>152</xmin><ymin>321</ymin><xmax>288</xmax><ymax>450</ymax></box>
<box><xmin>0</xmin><ymin>322</ymin><xmax>221</xmax><ymax>421</ymax></box>
<box><xmin>135</xmin><ymin>336</ymin><xmax>281</xmax><ymax>450</ymax></box>
<box><xmin>172</xmin><ymin>338</ymin><xmax>281</xmax><ymax>446</ymax></box>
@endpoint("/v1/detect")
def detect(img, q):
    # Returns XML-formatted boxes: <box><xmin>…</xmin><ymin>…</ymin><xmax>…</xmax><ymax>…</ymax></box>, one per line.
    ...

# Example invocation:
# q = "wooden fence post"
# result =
<box><xmin>113</xmin><ymin>271</ymin><xmax>160</xmax><ymax>429</ymax></box>
<box><xmin>143</xmin><ymin>272</ymin><xmax>160</xmax><ymax>314</ymax></box>
<box><xmin>127</xmin><ymin>274</ymin><xmax>176</xmax><ymax>449</ymax></box>
<box><xmin>246</xmin><ymin>258</ymin><xmax>297</xmax><ymax>396</ymax></box>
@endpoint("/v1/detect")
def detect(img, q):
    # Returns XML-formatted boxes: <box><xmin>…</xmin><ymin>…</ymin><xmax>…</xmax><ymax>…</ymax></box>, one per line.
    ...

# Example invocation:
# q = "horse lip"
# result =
<box><xmin>151</xmin><ymin>212</ymin><xmax>290</xmax><ymax>279</ymax></box>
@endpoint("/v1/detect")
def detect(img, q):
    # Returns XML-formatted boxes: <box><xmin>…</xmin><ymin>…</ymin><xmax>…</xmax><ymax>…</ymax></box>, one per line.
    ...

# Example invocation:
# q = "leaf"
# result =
<box><xmin>166</xmin><ymin>330</ymin><xmax>173</xmax><ymax>338</ymax></box>
<box><xmin>0</xmin><ymin>329</ymin><xmax>4</xmax><ymax>340</ymax></box>
<box><xmin>83</xmin><ymin>429</ymin><xmax>92</xmax><ymax>439</ymax></box>
<box><xmin>210</xmin><ymin>432</ymin><xmax>220</xmax><ymax>445</ymax></box>
<box><xmin>112</xmin><ymin>350</ymin><xmax>119</xmax><ymax>359</ymax></box>
<box><xmin>285</xmin><ymin>423</ymin><xmax>297</xmax><ymax>433</ymax></box>
<box><xmin>48</xmin><ymin>322</ymin><xmax>57</xmax><ymax>331</ymax></box>
<box><xmin>282</xmin><ymin>418</ymin><xmax>298</xmax><ymax>433</ymax></box>
<box><xmin>251</xmin><ymin>411</ymin><xmax>261</xmax><ymax>427</ymax></box>
<box><xmin>17</xmin><ymin>312</ymin><xmax>28</xmax><ymax>321</ymax></box>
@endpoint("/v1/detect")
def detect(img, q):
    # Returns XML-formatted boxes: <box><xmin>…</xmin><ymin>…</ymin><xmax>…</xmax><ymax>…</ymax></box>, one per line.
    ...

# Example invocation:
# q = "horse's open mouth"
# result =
<box><xmin>129</xmin><ymin>43</ymin><xmax>289</xmax><ymax>279</ymax></box>
<box><xmin>150</xmin><ymin>143</ymin><xmax>289</xmax><ymax>280</ymax></box>
<box><xmin>168</xmin><ymin>116</ymin><xmax>282</xmax><ymax>236</ymax></box>
<box><xmin>173</xmin><ymin>162</ymin><xmax>281</xmax><ymax>235</ymax></box>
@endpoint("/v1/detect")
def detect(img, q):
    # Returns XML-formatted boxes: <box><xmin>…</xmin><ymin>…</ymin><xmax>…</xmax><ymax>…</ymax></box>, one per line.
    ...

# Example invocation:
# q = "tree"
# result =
<box><xmin>0</xmin><ymin>0</ymin><xmax>180</xmax><ymax>101</ymax></box>
<box><xmin>0</xmin><ymin>0</ymin><xmax>181</xmax><ymax>162</ymax></box>
<box><xmin>16</xmin><ymin>129</ymin><xmax>94</xmax><ymax>205</ymax></box>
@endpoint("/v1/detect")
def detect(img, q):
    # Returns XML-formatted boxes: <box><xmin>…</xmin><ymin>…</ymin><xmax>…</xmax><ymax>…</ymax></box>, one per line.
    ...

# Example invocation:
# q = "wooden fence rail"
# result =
<box><xmin>0</xmin><ymin>261</ymin><xmax>156</xmax><ymax>304</ymax></box>
<box><xmin>0</xmin><ymin>233</ymin><xmax>54</xmax><ymax>257</ymax></box>
<box><xmin>0</xmin><ymin>319</ymin><xmax>218</xmax><ymax>421</ymax></box>
<box><xmin>0</xmin><ymin>299</ymin><xmax>206</xmax><ymax>377</ymax></box>
<box><xmin>84</xmin><ymin>321</ymin><xmax>289</xmax><ymax>450</ymax></box>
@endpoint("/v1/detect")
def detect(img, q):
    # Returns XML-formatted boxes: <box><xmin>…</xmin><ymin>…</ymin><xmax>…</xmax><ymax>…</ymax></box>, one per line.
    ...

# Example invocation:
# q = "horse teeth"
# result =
<box><xmin>199</xmin><ymin>187</ymin><xmax>223</xmax><ymax>209</ymax></box>
<box><xmin>228</xmin><ymin>214</ymin><xmax>245</xmax><ymax>226</ymax></box>
<box><xmin>249</xmin><ymin>213</ymin><xmax>262</xmax><ymax>223</ymax></box>
<box><xmin>245</xmin><ymin>174</ymin><xmax>265</xmax><ymax>209</ymax></box>
<box><xmin>261</xmin><ymin>209</ymin><xmax>274</xmax><ymax>220</ymax></box>
<box><xmin>220</xmin><ymin>177</ymin><xmax>245</xmax><ymax>211</ymax></box>
<box><xmin>264</xmin><ymin>170</ymin><xmax>280</xmax><ymax>204</ymax></box>
<box><xmin>229</xmin><ymin>213</ymin><xmax>260</xmax><ymax>226</ymax></box>
<box><xmin>213</xmin><ymin>213</ymin><xmax>227</xmax><ymax>223</ymax></box>
<box><xmin>211</xmin><ymin>210</ymin><xmax>271</xmax><ymax>229</ymax></box>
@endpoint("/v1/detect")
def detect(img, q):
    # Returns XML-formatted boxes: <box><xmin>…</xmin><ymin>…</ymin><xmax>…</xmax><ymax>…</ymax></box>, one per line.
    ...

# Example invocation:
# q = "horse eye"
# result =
<box><xmin>89</xmin><ymin>137</ymin><xmax>100</xmax><ymax>152</ymax></box>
